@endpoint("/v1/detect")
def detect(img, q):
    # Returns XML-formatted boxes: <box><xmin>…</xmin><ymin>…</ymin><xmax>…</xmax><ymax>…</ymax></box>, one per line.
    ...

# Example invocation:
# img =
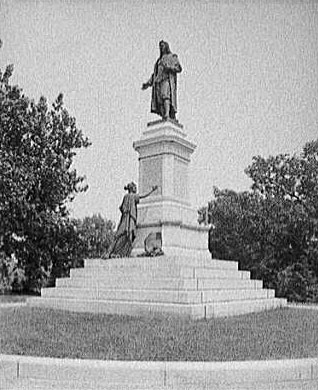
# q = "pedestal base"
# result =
<box><xmin>28</xmin><ymin>121</ymin><xmax>288</xmax><ymax>319</ymax></box>
<box><xmin>131</xmin><ymin>199</ymin><xmax>210</xmax><ymax>257</ymax></box>
<box><xmin>132</xmin><ymin>120</ymin><xmax>208</xmax><ymax>256</ymax></box>
<box><xmin>29</xmin><ymin>255</ymin><xmax>287</xmax><ymax>319</ymax></box>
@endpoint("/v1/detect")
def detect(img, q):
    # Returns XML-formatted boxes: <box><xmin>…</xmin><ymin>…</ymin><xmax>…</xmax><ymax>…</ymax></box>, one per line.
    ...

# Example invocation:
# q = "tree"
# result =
<box><xmin>45</xmin><ymin>215</ymin><xmax>115</xmax><ymax>287</ymax></box>
<box><xmin>73</xmin><ymin>214</ymin><xmax>115</xmax><ymax>259</ymax></box>
<box><xmin>0</xmin><ymin>63</ymin><xmax>91</xmax><ymax>292</ymax></box>
<box><xmin>246</xmin><ymin>141</ymin><xmax>318</xmax><ymax>216</ymax></box>
<box><xmin>201</xmin><ymin>140</ymin><xmax>318</xmax><ymax>302</ymax></box>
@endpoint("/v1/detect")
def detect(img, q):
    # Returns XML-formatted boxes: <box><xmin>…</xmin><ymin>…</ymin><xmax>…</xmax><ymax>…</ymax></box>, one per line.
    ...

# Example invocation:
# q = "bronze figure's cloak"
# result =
<box><xmin>149</xmin><ymin>53</ymin><xmax>182</xmax><ymax>116</ymax></box>
<box><xmin>107</xmin><ymin>193</ymin><xmax>140</xmax><ymax>258</ymax></box>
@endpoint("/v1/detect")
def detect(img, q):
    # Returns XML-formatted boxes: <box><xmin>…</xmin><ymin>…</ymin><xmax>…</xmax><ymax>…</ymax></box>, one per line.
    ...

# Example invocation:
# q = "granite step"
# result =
<box><xmin>28</xmin><ymin>256</ymin><xmax>287</xmax><ymax>319</ymax></box>
<box><xmin>70</xmin><ymin>267</ymin><xmax>251</xmax><ymax>280</ymax></box>
<box><xmin>55</xmin><ymin>276</ymin><xmax>263</xmax><ymax>290</ymax></box>
<box><xmin>84</xmin><ymin>257</ymin><xmax>239</xmax><ymax>270</ymax></box>
<box><xmin>28</xmin><ymin>296</ymin><xmax>286</xmax><ymax>318</ymax></box>
<box><xmin>202</xmin><ymin>288</ymin><xmax>275</xmax><ymax>302</ymax></box>
<box><xmin>28</xmin><ymin>296</ymin><xmax>206</xmax><ymax>317</ymax></box>
<box><xmin>199</xmin><ymin>278</ymin><xmax>263</xmax><ymax>290</ymax></box>
<box><xmin>42</xmin><ymin>286</ymin><xmax>275</xmax><ymax>303</ymax></box>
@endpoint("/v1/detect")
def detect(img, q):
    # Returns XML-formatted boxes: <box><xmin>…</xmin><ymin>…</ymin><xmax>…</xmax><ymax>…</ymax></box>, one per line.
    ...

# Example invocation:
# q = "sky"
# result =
<box><xmin>1</xmin><ymin>0</ymin><xmax>317</xmax><ymax>223</ymax></box>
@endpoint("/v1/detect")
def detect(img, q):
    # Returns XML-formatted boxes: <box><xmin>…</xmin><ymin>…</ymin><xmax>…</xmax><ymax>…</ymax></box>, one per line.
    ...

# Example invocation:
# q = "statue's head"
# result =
<box><xmin>124</xmin><ymin>182</ymin><xmax>137</xmax><ymax>193</ymax></box>
<box><xmin>159</xmin><ymin>40</ymin><xmax>170</xmax><ymax>55</ymax></box>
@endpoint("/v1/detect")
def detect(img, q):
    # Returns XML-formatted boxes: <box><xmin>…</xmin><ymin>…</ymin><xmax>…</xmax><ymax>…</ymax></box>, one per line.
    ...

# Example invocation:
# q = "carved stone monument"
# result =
<box><xmin>137</xmin><ymin>41</ymin><xmax>209</xmax><ymax>256</ymax></box>
<box><xmin>132</xmin><ymin>119</ymin><xmax>209</xmax><ymax>257</ymax></box>
<box><xmin>28</xmin><ymin>42</ymin><xmax>287</xmax><ymax>318</ymax></box>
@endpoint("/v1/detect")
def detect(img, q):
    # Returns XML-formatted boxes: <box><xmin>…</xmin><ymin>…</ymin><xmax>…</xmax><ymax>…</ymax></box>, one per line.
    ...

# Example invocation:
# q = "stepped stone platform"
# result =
<box><xmin>28</xmin><ymin>255</ymin><xmax>287</xmax><ymax>318</ymax></box>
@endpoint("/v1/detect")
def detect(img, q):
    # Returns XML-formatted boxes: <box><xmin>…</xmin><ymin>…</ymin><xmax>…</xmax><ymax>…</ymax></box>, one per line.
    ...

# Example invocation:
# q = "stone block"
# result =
<box><xmin>42</xmin><ymin>286</ymin><xmax>277</xmax><ymax>306</ymax></box>
<box><xmin>193</xmin><ymin>268</ymin><xmax>250</xmax><ymax>279</ymax></box>
<box><xmin>55</xmin><ymin>276</ymin><xmax>198</xmax><ymax>290</ymax></box>
<box><xmin>42</xmin><ymin>287</ymin><xmax>203</xmax><ymax>304</ymax></box>
<box><xmin>70</xmin><ymin>267</ymin><xmax>248</xmax><ymax>281</ymax></box>
<box><xmin>202</xmin><ymin>289</ymin><xmax>271</xmax><ymax>302</ymax></box>
<box><xmin>137</xmin><ymin>200</ymin><xmax>200</xmax><ymax>227</ymax></box>
<box><xmin>197</xmin><ymin>278</ymin><xmax>262</xmax><ymax>290</ymax></box>
<box><xmin>2</xmin><ymin>355</ymin><xmax>317</xmax><ymax>390</ymax></box>
<box><xmin>132</xmin><ymin>222</ymin><xmax>209</xmax><ymax>257</ymax></box>
<box><xmin>0</xmin><ymin>356</ymin><xmax>18</xmax><ymax>381</ymax></box>
<box><xmin>70</xmin><ymin>266</ymin><xmax>195</xmax><ymax>279</ymax></box>
<box><xmin>214</xmin><ymin>380</ymin><xmax>318</xmax><ymax>390</ymax></box>
<box><xmin>18</xmin><ymin>357</ymin><xmax>165</xmax><ymax>388</ymax></box>
<box><xmin>165</xmin><ymin>359</ymin><xmax>317</xmax><ymax>388</ymax></box>
<box><xmin>133</xmin><ymin>121</ymin><xmax>195</xmax><ymax>203</ymax></box>
<box><xmin>1</xmin><ymin>377</ymin><xmax>167</xmax><ymax>390</ymax></box>
<box><xmin>29</xmin><ymin>297</ymin><xmax>206</xmax><ymax>318</ymax></box>
<box><xmin>83</xmin><ymin>256</ymin><xmax>238</xmax><ymax>270</ymax></box>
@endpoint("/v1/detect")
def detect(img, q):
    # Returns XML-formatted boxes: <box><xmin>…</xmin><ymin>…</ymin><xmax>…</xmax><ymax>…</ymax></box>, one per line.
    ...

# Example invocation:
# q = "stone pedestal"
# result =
<box><xmin>29</xmin><ymin>256</ymin><xmax>287</xmax><ymax>318</ymax></box>
<box><xmin>28</xmin><ymin>119</ymin><xmax>288</xmax><ymax>319</ymax></box>
<box><xmin>132</xmin><ymin>120</ymin><xmax>209</xmax><ymax>257</ymax></box>
<box><xmin>29</xmin><ymin>122</ymin><xmax>288</xmax><ymax>318</ymax></box>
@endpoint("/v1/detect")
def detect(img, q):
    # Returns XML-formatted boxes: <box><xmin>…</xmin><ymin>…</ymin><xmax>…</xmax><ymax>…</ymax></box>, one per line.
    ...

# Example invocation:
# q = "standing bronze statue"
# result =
<box><xmin>103</xmin><ymin>182</ymin><xmax>157</xmax><ymax>258</ymax></box>
<box><xmin>142</xmin><ymin>40</ymin><xmax>182</xmax><ymax>121</ymax></box>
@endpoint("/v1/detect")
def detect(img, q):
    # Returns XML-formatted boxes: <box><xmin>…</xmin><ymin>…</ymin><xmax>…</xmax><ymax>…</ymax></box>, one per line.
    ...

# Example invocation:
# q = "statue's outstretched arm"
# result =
<box><xmin>139</xmin><ymin>185</ymin><xmax>158</xmax><ymax>199</ymax></box>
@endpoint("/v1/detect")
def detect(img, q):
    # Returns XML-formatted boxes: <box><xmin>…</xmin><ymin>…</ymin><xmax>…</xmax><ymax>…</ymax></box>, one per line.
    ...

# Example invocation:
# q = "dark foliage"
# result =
<box><xmin>0</xmin><ymin>63</ymin><xmax>91</xmax><ymax>292</ymax></box>
<box><xmin>200</xmin><ymin>140</ymin><xmax>318</xmax><ymax>302</ymax></box>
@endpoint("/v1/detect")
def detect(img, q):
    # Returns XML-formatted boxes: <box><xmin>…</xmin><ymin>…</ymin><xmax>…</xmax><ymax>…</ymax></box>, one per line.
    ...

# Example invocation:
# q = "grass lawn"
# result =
<box><xmin>0</xmin><ymin>306</ymin><xmax>317</xmax><ymax>362</ymax></box>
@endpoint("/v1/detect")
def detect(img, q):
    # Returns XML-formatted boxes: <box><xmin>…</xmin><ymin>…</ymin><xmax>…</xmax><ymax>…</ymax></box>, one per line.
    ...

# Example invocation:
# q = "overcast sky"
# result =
<box><xmin>1</xmin><ymin>0</ymin><xmax>317</xmax><ymax>223</ymax></box>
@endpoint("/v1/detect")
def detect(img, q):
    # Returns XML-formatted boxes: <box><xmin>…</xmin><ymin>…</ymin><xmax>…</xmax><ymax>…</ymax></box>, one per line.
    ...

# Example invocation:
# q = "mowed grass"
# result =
<box><xmin>0</xmin><ymin>306</ymin><xmax>317</xmax><ymax>361</ymax></box>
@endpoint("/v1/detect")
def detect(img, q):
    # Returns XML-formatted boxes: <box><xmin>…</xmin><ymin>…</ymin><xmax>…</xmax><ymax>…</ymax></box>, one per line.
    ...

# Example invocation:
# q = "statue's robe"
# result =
<box><xmin>117</xmin><ymin>193</ymin><xmax>140</xmax><ymax>243</ymax></box>
<box><xmin>106</xmin><ymin>193</ymin><xmax>140</xmax><ymax>258</ymax></box>
<box><xmin>147</xmin><ymin>53</ymin><xmax>182</xmax><ymax>117</ymax></box>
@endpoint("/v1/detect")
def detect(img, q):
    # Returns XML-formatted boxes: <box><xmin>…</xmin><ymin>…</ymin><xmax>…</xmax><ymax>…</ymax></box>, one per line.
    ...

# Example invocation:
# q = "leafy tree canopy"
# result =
<box><xmin>47</xmin><ymin>214</ymin><xmax>115</xmax><ymax>287</ymax></box>
<box><xmin>0</xmin><ymin>63</ymin><xmax>91</xmax><ymax>291</ymax></box>
<box><xmin>245</xmin><ymin>140</ymin><xmax>318</xmax><ymax>215</ymax></box>
<box><xmin>201</xmin><ymin>140</ymin><xmax>318</xmax><ymax>302</ymax></box>
<box><xmin>74</xmin><ymin>214</ymin><xmax>115</xmax><ymax>259</ymax></box>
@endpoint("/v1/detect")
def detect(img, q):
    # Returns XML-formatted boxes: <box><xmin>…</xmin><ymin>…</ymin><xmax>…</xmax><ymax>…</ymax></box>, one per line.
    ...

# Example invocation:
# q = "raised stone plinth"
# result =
<box><xmin>132</xmin><ymin>120</ymin><xmax>209</xmax><ymax>256</ymax></box>
<box><xmin>28</xmin><ymin>255</ymin><xmax>287</xmax><ymax>318</ymax></box>
<box><xmin>28</xmin><ymin>119</ymin><xmax>287</xmax><ymax>319</ymax></box>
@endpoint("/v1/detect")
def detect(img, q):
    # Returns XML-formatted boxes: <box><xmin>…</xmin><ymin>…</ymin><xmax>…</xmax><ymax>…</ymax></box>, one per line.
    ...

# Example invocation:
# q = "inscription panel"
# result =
<box><xmin>141</xmin><ymin>156</ymin><xmax>163</xmax><ymax>195</ymax></box>
<box><xmin>173</xmin><ymin>157</ymin><xmax>188</xmax><ymax>200</ymax></box>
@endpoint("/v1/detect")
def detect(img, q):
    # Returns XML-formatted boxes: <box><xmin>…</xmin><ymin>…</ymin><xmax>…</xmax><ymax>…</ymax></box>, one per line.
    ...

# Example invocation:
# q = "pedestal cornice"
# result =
<box><xmin>147</xmin><ymin>118</ymin><xmax>184</xmax><ymax>129</ymax></box>
<box><xmin>133</xmin><ymin>136</ymin><xmax>196</xmax><ymax>162</ymax></box>
<box><xmin>133</xmin><ymin>135</ymin><xmax>195</xmax><ymax>152</ymax></box>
